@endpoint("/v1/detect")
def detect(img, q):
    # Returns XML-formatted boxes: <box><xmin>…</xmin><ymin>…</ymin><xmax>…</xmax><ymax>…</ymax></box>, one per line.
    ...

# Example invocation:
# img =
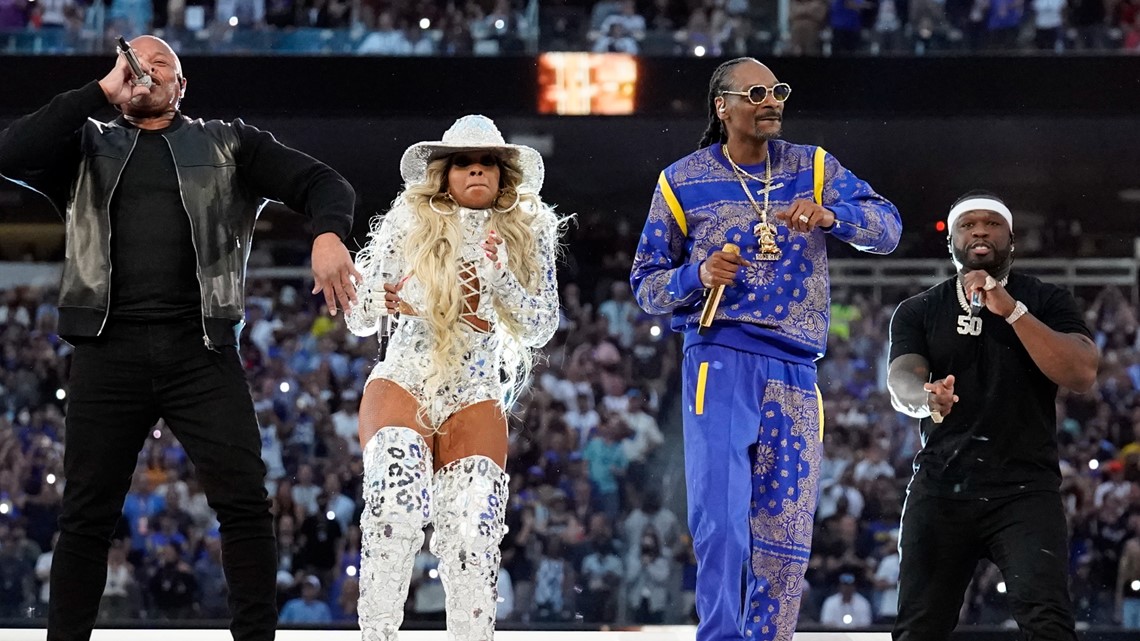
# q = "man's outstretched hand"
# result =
<box><xmin>311</xmin><ymin>232</ymin><xmax>362</xmax><ymax>316</ymax></box>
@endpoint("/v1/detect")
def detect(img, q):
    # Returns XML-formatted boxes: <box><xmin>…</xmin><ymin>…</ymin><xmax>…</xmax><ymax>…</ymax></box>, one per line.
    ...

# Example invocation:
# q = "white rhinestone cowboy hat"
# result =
<box><xmin>399</xmin><ymin>114</ymin><xmax>545</xmax><ymax>194</ymax></box>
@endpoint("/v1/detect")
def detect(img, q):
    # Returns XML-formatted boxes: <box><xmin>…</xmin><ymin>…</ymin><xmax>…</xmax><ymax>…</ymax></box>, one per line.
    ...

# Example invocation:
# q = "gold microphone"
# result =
<box><xmin>698</xmin><ymin>243</ymin><xmax>739</xmax><ymax>335</ymax></box>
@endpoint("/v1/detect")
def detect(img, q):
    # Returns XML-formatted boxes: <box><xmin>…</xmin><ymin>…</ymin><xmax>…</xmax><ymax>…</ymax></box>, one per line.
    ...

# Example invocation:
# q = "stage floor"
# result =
<box><xmin>0</xmin><ymin>629</ymin><xmax>887</xmax><ymax>641</ymax></box>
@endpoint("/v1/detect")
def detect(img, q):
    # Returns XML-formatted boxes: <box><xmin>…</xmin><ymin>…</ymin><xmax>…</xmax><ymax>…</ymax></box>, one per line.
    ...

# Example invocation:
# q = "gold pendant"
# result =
<box><xmin>753</xmin><ymin>221</ymin><xmax>782</xmax><ymax>261</ymax></box>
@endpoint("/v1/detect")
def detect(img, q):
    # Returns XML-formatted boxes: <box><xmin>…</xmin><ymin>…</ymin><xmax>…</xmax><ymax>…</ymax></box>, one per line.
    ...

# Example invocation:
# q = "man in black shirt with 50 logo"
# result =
<box><xmin>887</xmin><ymin>191</ymin><xmax>1099</xmax><ymax>641</ymax></box>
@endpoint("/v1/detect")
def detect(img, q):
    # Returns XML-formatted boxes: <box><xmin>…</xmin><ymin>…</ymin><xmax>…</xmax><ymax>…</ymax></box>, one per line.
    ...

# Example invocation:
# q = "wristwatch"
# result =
<box><xmin>1005</xmin><ymin>301</ymin><xmax>1028</xmax><ymax>325</ymax></box>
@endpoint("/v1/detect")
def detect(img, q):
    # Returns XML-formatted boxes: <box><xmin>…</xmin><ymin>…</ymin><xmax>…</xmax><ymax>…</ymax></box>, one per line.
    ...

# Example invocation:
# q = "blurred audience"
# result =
<box><xmin>3</xmin><ymin>0</ymin><xmax>1139</xmax><ymax>54</ymax></box>
<box><xmin>0</xmin><ymin>219</ymin><xmax>1138</xmax><ymax>629</ymax></box>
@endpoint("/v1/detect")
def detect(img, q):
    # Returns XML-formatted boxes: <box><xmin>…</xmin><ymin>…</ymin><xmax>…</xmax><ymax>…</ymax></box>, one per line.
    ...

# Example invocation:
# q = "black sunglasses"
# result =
<box><xmin>451</xmin><ymin>153</ymin><xmax>500</xmax><ymax>168</ymax></box>
<box><xmin>720</xmin><ymin>82</ymin><xmax>792</xmax><ymax>105</ymax></box>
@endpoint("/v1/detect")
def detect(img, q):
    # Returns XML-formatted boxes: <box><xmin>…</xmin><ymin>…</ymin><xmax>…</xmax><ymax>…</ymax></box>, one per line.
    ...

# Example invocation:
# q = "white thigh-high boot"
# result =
<box><xmin>359</xmin><ymin>427</ymin><xmax>433</xmax><ymax>641</ymax></box>
<box><xmin>430</xmin><ymin>456</ymin><xmax>510</xmax><ymax>641</ymax></box>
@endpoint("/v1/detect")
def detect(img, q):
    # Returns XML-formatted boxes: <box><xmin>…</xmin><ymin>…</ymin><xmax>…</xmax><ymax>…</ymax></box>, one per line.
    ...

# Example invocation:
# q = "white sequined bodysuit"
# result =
<box><xmin>345</xmin><ymin>203</ymin><xmax>560</xmax><ymax>429</ymax></box>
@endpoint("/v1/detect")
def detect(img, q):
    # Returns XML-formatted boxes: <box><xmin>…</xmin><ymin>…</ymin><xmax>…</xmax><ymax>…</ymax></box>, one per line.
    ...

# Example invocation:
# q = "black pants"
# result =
<box><xmin>893</xmin><ymin>490</ymin><xmax>1076</xmax><ymax>641</ymax></box>
<box><xmin>48</xmin><ymin>320</ymin><xmax>276</xmax><ymax>641</ymax></box>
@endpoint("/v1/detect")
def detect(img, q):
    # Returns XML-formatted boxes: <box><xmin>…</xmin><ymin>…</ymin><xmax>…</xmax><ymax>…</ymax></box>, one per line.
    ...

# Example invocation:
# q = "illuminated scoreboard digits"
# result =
<box><xmin>537</xmin><ymin>53</ymin><xmax>638</xmax><ymax>116</ymax></box>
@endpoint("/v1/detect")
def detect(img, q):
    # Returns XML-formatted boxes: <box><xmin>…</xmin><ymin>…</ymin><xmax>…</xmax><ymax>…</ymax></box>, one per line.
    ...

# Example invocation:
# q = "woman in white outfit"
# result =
<box><xmin>345</xmin><ymin>115</ymin><xmax>562</xmax><ymax>641</ymax></box>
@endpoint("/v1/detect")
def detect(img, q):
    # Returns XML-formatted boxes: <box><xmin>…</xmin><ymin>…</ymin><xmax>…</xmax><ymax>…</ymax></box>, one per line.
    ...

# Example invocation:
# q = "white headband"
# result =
<box><xmin>947</xmin><ymin>197</ymin><xmax>1013</xmax><ymax>231</ymax></box>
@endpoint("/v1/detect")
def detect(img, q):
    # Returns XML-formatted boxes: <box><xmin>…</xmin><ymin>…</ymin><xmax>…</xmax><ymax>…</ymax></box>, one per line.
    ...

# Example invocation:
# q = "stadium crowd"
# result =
<box><xmin>2</xmin><ymin>0</ymin><xmax>1138</xmax><ymax>55</ymax></box>
<box><xmin>0</xmin><ymin>213</ymin><xmax>1139</xmax><ymax>628</ymax></box>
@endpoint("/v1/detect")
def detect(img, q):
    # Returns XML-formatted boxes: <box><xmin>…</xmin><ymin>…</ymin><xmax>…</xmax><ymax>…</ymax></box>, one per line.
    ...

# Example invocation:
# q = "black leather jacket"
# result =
<box><xmin>0</xmin><ymin>82</ymin><xmax>355</xmax><ymax>346</ymax></box>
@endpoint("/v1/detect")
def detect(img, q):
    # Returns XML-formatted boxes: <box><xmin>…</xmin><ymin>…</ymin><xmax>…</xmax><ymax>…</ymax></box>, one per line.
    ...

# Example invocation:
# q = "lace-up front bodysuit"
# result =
<box><xmin>346</xmin><ymin>204</ymin><xmax>560</xmax><ymax>429</ymax></box>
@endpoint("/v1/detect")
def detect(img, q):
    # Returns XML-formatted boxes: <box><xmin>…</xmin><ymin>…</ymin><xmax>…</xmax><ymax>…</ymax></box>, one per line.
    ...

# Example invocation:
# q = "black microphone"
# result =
<box><xmin>698</xmin><ymin>243</ymin><xmax>739</xmax><ymax>336</ymax></box>
<box><xmin>116</xmin><ymin>36</ymin><xmax>154</xmax><ymax>88</ymax></box>
<box><xmin>378</xmin><ymin>272</ymin><xmax>395</xmax><ymax>361</ymax></box>
<box><xmin>378</xmin><ymin>314</ymin><xmax>390</xmax><ymax>359</ymax></box>
<box><xmin>969</xmin><ymin>290</ymin><xmax>984</xmax><ymax>317</ymax></box>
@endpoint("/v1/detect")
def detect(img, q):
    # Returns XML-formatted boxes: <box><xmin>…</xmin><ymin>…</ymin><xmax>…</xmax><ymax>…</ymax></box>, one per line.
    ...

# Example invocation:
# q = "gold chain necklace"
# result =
<box><xmin>723</xmin><ymin>144</ymin><xmax>781</xmax><ymax>260</ymax></box>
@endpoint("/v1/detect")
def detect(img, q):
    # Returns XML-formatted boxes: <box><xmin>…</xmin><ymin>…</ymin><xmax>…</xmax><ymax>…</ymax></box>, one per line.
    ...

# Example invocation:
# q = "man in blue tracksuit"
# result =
<box><xmin>630</xmin><ymin>57</ymin><xmax>901</xmax><ymax>641</ymax></box>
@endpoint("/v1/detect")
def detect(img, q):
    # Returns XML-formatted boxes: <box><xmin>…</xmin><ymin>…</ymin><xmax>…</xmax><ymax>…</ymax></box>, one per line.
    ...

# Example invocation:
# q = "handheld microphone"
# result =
<box><xmin>116</xmin><ymin>36</ymin><xmax>154</xmax><ymax>88</ymax></box>
<box><xmin>378</xmin><ymin>313</ymin><xmax>390</xmax><ymax>357</ymax></box>
<box><xmin>377</xmin><ymin>272</ymin><xmax>393</xmax><ymax>359</ymax></box>
<box><xmin>969</xmin><ymin>290</ymin><xmax>984</xmax><ymax>317</ymax></box>
<box><xmin>698</xmin><ymin>243</ymin><xmax>740</xmax><ymax>336</ymax></box>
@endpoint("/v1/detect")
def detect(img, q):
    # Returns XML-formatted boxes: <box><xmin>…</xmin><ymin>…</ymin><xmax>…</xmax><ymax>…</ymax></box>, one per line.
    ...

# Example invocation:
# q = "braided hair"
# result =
<box><xmin>696</xmin><ymin>57</ymin><xmax>758</xmax><ymax>150</ymax></box>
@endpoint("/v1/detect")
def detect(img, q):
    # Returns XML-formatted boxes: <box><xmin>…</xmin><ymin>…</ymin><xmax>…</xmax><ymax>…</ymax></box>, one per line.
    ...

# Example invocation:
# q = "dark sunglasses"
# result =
<box><xmin>720</xmin><ymin>82</ymin><xmax>792</xmax><ymax>105</ymax></box>
<box><xmin>451</xmin><ymin>153</ymin><xmax>500</xmax><ymax>168</ymax></box>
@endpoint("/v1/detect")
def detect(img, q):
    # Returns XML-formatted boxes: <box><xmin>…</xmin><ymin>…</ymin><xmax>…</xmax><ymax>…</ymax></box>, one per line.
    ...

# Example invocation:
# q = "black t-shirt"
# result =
<box><xmin>888</xmin><ymin>272</ymin><xmax>1092</xmax><ymax>499</ymax></box>
<box><xmin>630</xmin><ymin>336</ymin><xmax>664</xmax><ymax>380</ymax></box>
<box><xmin>108</xmin><ymin>120</ymin><xmax>202</xmax><ymax>322</ymax></box>
<box><xmin>296</xmin><ymin>513</ymin><xmax>343</xmax><ymax>571</ymax></box>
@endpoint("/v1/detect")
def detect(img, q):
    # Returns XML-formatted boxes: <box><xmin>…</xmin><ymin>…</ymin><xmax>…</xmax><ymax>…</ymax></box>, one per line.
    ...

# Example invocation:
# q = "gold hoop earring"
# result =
<box><xmin>429</xmin><ymin>193</ymin><xmax>457</xmax><ymax>215</ymax></box>
<box><xmin>492</xmin><ymin>188</ymin><xmax>520</xmax><ymax>215</ymax></box>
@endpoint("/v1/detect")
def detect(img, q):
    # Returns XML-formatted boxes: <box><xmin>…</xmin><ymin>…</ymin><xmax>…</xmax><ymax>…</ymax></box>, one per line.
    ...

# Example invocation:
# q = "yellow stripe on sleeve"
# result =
<box><xmin>813</xmin><ymin>146</ymin><xmax>827</xmax><ymax>206</ymax></box>
<box><xmin>658</xmin><ymin>171</ymin><xmax>687</xmax><ymax>236</ymax></box>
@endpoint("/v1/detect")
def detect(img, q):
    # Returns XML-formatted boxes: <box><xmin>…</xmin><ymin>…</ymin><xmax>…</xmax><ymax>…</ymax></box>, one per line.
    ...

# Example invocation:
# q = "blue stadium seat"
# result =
<box><xmin>0</xmin><ymin>29</ymin><xmax>68</xmax><ymax>54</ymax></box>
<box><xmin>274</xmin><ymin>28</ymin><xmax>334</xmax><ymax>54</ymax></box>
